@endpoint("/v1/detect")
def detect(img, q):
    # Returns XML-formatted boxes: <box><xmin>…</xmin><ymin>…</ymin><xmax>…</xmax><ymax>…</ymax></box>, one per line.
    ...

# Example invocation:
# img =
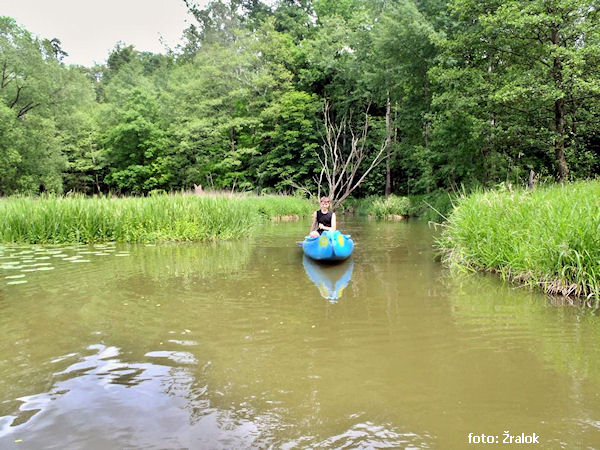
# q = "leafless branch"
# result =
<box><xmin>284</xmin><ymin>178</ymin><xmax>314</xmax><ymax>199</ymax></box>
<box><xmin>316</xmin><ymin>100</ymin><xmax>391</xmax><ymax>209</ymax></box>
<box><xmin>9</xmin><ymin>84</ymin><xmax>23</xmax><ymax>109</ymax></box>
<box><xmin>17</xmin><ymin>102</ymin><xmax>40</xmax><ymax>118</ymax></box>
<box><xmin>1</xmin><ymin>61</ymin><xmax>15</xmax><ymax>89</ymax></box>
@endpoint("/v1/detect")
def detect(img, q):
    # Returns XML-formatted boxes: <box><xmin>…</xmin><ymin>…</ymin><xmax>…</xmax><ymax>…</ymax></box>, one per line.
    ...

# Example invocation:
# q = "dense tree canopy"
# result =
<box><xmin>1</xmin><ymin>0</ymin><xmax>599</xmax><ymax>197</ymax></box>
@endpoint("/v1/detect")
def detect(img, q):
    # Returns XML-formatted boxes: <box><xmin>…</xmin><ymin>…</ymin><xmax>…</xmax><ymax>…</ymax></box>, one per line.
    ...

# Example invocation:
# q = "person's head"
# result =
<box><xmin>319</xmin><ymin>196</ymin><xmax>330</xmax><ymax>209</ymax></box>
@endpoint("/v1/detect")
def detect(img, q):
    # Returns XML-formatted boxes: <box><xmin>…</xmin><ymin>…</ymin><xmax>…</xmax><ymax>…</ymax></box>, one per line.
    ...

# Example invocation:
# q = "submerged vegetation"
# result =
<box><xmin>439</xmin><ymin>180</ymin><xmax>600</xmax><ymax>302</ymax></box>
<box><xmin>0</xmin><ymin>194</ymin><xmax>313</xmax><ymax>244</ymax></box>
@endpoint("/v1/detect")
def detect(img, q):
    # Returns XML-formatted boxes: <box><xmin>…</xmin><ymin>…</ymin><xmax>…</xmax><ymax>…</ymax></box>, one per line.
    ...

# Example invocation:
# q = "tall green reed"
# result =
<box><xmin>439</xmin><ymin>180</ymin><xmax>600</xmax><ymax>301</ymax></box>
<box><xmin>344</xmin><ymin>195</ymin><xmax>411</xmax><ymax>218</ymax></box>
<box><xmin>0</xmin><ymin>194</ymin><xmax>313</xmax><ymax>244</ymax></box>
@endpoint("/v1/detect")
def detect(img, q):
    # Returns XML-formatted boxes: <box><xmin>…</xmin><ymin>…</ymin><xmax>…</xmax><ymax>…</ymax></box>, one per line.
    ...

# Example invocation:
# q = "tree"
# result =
<box><xmin>0</xmin><ymin>16</ymin><xmax>87</xmax><ymax>194</ymax></box>
<box><xmin>166</xmin><ymin>20</ymin><xmax>301</xmax><ymax>191</ymax></box>
<box><xmin>58</xmin><ymin>68</ymin><xmax>104</xmax><ymax>194</ymax></box>
<box><xmin>102</xmin><ymin>88</ymin><xmax>170</xmax><ymax>194</ymax></box>
<box><xmin>316</xmin><ymin>101</ymin><xmax>391</xmax><ymax>208</ymax></box>
<box><xmin>486</xmin><ymin>0</ymin><xmax>600</xmax><ymax>181</ymax></box>
<box><xmin>433</xmin><ymin>0</ymin><xmax>600</xmax><ymax>184</ymax></box>
<box><xmin>180</xmin><ymin>0</ymin><xmax>272</xmax><ymax>57</ymax></box>
<box><xmin>367</xmin><ymin>0</ymin><xmax>440</xmax><ymax>194</ymax></box>
<box><xmin>257</xmin><ymin>90</ymin><xmax>321</xmax><ymax>191</ymax></box>
<box><xmin>0</xmin><ymin>16</ymin><xmax>55</xmax><ymax>119</ymax></box>
<box><xmin>0</xmin><ymin>103</ymin><xmax>23</xmax><ymax>194</ymax></box>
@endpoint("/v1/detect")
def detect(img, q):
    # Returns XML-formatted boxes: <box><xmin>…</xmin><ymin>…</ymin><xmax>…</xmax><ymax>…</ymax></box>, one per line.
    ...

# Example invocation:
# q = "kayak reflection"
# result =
<box><xmin>302</xmin><ymin>255</ymin><xmax>354</xmax><ymax>302</ymax></box>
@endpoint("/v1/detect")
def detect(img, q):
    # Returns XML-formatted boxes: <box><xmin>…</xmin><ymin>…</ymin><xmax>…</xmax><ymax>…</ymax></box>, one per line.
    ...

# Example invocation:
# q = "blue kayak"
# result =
<box><xmin>302</xmin><ymin>230</ymin><xmax>354</xmax><ymax>261</ymax></box>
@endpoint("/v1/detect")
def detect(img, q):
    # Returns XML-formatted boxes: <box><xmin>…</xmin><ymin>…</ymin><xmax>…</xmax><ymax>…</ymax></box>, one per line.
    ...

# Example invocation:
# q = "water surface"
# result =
<box><xmin>1</xmin><ymin>219</ymin><xmax>599</xmax><ymax>448</ymax></box>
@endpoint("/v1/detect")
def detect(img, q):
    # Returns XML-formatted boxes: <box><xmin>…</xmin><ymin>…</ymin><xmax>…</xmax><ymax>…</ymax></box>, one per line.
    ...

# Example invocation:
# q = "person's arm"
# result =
<box><xmin>310</xmin><ymin>211</ymin><xmax>317</xmax><ymax>233</ymax></box>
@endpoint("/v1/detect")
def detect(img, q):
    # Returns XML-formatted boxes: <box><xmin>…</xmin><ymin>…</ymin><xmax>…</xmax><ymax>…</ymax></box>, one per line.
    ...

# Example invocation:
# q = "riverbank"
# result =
<box><xmin>438</xmin><ymin>180</ymin><xmax>600</xmax><ymax>302</ymax></box>
<box><xmin>0</xmin><ymin>194</ymin><xmax>313</xmax><ymax>244</ymax></box>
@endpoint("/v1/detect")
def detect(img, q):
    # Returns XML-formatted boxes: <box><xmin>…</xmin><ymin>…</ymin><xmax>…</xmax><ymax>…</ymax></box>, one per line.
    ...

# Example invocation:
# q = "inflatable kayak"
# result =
<box><xmin>302</xmin><ymin>230</ymin><xmax>354</xmax><ymax>261</ymax></box>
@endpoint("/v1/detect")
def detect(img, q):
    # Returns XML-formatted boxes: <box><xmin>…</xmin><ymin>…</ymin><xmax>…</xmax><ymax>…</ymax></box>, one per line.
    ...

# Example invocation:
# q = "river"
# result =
<box><xmin>1</xmin><ymin>219</ymin><xmax>599</xmax><ymax>448</ymax></box>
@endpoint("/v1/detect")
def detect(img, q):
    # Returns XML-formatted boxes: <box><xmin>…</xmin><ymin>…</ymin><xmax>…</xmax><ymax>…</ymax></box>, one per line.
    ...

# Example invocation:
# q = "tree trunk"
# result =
<box><xmin>554</xmin><ymin>96</ymin><xmax>568</xmax><ymax>182</ymax></box>
<box><xmin>481</xmin><ymin>64</ymin><xmax>495</xmax><ymax>187</ymax></box>
<box><xmin>385</xmin><ymin>160</ymin><xmax>391</xmax><ymax>196</ymax></box>
<box><xmin>551</xmin><ymin>28</ymin><xmax>569</xmax><ymax>182</ymax></box>
<box><xmin>229</xmin><ymin>127</ymin><xmax>235</xmax><ymax>152</ymax></box>
<box><xmin>423</xmin><ymin>71</ymin><xmax>430</xmax><ymax>148</ymax></box>
<box><xmin>385</xmin><ymin>93</ymin><xmax>392</xmax><ymax>196</ymax></box>
<box><xmin>528</xmin><ymin>169</ymin><xmax>535</xmax><ymax>191</ymax></box>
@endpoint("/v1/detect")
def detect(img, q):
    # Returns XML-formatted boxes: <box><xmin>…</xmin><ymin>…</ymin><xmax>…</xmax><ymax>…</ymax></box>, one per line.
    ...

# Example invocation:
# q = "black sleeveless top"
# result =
<box><xmin>316</xmin><ymin>210</ymin><xmax>332</xmax><ymax>234</ymax></box>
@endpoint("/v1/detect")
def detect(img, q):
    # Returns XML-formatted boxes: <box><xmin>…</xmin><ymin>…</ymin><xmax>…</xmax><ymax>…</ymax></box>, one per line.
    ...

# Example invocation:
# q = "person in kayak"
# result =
<box><xmin>309</xmin><ymin>196</ymin><xmax>337</xmax><ymax>237</ymax></box>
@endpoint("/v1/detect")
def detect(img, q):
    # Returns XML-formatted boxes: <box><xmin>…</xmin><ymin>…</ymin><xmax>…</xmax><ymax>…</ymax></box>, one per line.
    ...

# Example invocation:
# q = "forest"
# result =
<box><xmin>1</xmin><ymin>0</ymin><xmax>599</xmax><ymax>199</ymax></box>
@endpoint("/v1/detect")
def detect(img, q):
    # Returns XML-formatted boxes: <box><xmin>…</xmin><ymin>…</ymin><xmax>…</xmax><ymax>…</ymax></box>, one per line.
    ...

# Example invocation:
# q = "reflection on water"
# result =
<box><xmin>0</xmin><ymin>240</ymin><xmax>251</xmax><ymax>290</ymax></box>
<box><xmin>302</xmin><ymin>255</ymin><xmax>354</xmax><ymax>302</ymax></box>
<box><xmin>1</xmin><ymin>344</ymin><xmax>259</xmax><ymax>449</ymax></box>
<box><xmin>1</xmin><ymin>219</ymin><xmax>600</xmax><ymax>448</ymax></box>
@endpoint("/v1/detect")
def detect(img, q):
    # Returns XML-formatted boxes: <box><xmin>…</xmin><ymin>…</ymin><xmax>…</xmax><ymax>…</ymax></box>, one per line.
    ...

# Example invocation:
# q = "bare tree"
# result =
<box><xmin>315</xmin><ymin>100</ymin><xmax>391</xmax><ymax>209</ymax></box>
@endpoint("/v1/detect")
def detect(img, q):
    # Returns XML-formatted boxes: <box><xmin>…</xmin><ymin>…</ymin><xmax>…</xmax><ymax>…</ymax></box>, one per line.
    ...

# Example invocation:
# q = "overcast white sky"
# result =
<box><xmin>1</xmin><ymin>0</ymin><xmax>201</xmax><ymax>66</ymax></box>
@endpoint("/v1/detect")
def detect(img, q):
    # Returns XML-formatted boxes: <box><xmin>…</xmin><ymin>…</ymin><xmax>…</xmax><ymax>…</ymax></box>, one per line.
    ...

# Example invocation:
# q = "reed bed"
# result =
<box><xmin>407</xmin><ymin>192</ymin><xmax>456</xmax><ymax>222</ymax></box>
<box><xmin>342</xmin><ymin>192</ymin><xmax>454</xmax><ymax>221</ymax></box>
<box><xmin>345</xmin><ymin>195</ymin><xmax>411</xmax><ymax>218</ymax></box>
<box><xmin>369</xmin><ymin>195</ymin><xmax>411</xmax><ymax>219</ymax></box>
<box><xmin>438</xmin><ymin>180</ymin><xmax>600</xmax><ymax>302</ymax></box>
<box><xmin>0</xmin><ymin>194</ymin><xmax>313</xmax><ymax>244</ymax></box>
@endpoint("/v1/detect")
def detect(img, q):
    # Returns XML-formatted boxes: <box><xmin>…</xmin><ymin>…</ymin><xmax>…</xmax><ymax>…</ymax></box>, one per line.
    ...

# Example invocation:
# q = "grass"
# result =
<box><xmin>368</xmin><ymin>195</ymin><xmax>411</xmax><ymax>218</ymax></box>
<box><xmin>340</xmin><ymin>191</ymin><xmax>455</xmax><ymax>222</ymax></box>
<box><xmin>343</xmin><ymin>195</ymin><xmax>411</xmax><ymax>218</ymax></box>
<box><xmin>407</xmin><ymin>192</ymin><xmax>456</xmax><ymax>222</ymax></box>
<box><xmin>0</xmin><ymin>194</ymin><xmax>314</xmax><ymax>244</ymax></box>
<box><xmin>438</xmin><ymin>180</ymin><xmax>600</xmax><ymax>302</ymax></box>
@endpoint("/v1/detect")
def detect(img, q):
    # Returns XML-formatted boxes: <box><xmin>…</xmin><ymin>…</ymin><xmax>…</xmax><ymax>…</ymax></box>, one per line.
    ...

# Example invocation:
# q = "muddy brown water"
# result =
<box><xmin>1</xmin><ymin>219</ymin><xmax>599</xmax><ymax>449</ymax></box>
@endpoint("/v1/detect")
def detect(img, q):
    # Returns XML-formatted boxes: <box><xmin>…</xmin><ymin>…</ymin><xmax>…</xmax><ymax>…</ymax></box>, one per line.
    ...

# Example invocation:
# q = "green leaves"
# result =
<box><xmin>2</xmin><ymin>0</ymin><xmax>600</xmax><ymax>198</ymax></box>
<box><xmin>258</xmin><ymin>90</ymin><xmax>321</xmax><ymax>190</ymax></box>
<box><xmin>432</xmin><ymin>0</ymin><xmax>600</xmax><ymax>184</ymax></box>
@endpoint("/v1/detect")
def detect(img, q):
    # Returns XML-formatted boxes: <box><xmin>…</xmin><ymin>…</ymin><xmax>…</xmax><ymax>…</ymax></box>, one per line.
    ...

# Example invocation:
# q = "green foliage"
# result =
<box><xmin>164</xmin><ymin>22</ymin><xmax>301</xmax><ymax>192</ymax></box>
<box><xmin>258</xmin><ymin>90</ymin><xmax>322</xmax><ymax>191</ymax></box>
<box><xmin>2</xmin><ymin>0</ymin><xmax>600</xmax><ymax>206</ymax></box>
<box><xmin>342</xmin><ymin>195</ymin><xmax>411</xmax><ymax>218</ymax></box>
<box><xmin>368</xmin><ymin>195</ymin><xmax>411</xmax><ymax>218</ymax></box>
<box><xmin>102</xmin><ymin>88</ymin><xmax>170</xmax><ymax>193</ymax></box>
<box><xmin>430</xmin><ymin>0</ymin><xmax>600</xmax><ymax>186</ymax></box>
<box><xmin>407</xmin><ymin>191</ymin><xmax>456</xmax><ymax>222</ymax></box>
<box><xmin>0</xmin><ymin>16</ymin><xmax>89</xmax><ymax>195</ymax></box>
<box><xmin>345</xmin><ymin>191</ymin><xmax>455</xmax><ymax>222</ymax></box>
<box><xmin>0</xmin><ymin>103</ymin><xmax>23</xmax><ymax>194</ymax></box>
<box><xmin>439</xmin><ymin>180</ymin><xmax>600</xmax><ymax>300</ymax></box>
